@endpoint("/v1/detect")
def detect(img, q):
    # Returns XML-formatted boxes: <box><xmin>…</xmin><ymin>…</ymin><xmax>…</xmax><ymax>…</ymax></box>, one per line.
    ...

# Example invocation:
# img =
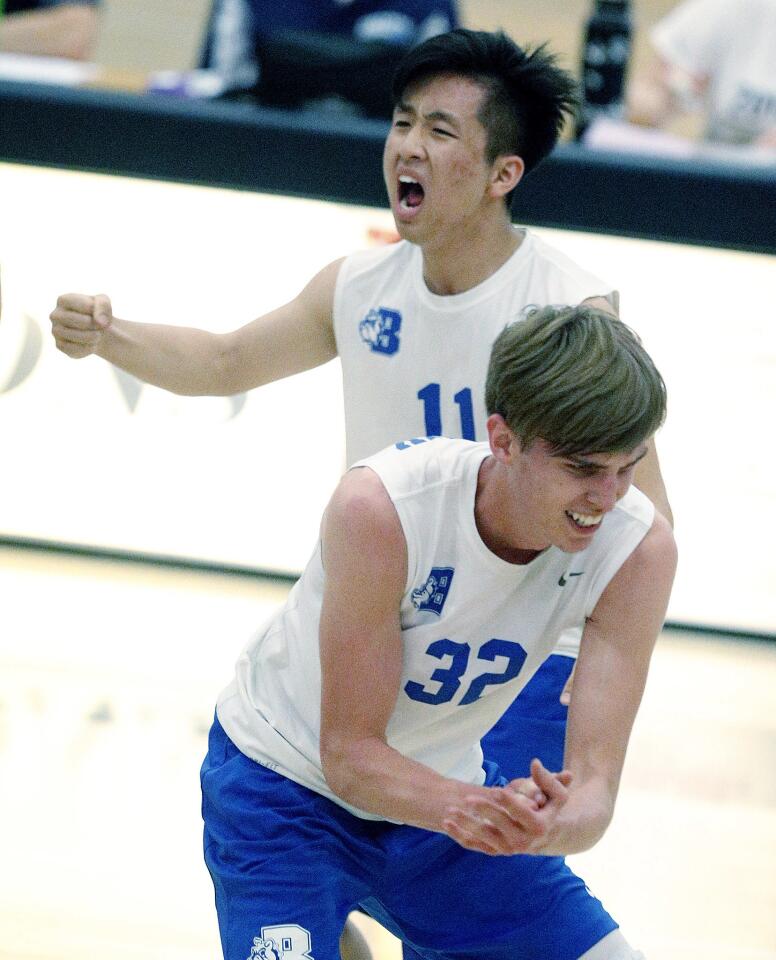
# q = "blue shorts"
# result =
<box><xmin>201</xmin><ymin>707</ymin><xmax>616</xmax><ymax>960</ymax></box>
<box><xmin>400</xmin><ymin>654</ymin><xmax>580</xmax><ymax>959</ymax></box>
<box><xmin>482</xmin><ymin>653</ymin><xmax>575</xmax><ymax>777</ymax></box>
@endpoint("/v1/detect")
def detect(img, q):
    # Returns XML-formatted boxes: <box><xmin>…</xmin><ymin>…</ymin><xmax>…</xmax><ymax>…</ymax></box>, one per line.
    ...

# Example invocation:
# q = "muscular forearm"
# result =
<box><xmin>322</xmin><ymin>735</ymin><xmax>476</xmax><ymax>832</ymax></box>
<box><xmin>0</xmin><ymin>5</ymin><xmax>98</xmax><ymax>60</ymax></box>
<box><xmin>96</xmin><ymin>317</ymin><xmax>236</xmax><ymax>395</ymax></box>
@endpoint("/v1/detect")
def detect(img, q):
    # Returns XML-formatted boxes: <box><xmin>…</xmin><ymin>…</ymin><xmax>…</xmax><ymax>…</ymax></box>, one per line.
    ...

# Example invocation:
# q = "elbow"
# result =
<box><xmin>175</xmin><ymin>331</ymin><xmax>238</xmax><ymax>397</ymax></box>
<box><xmin>58</xmin><ymin>6</ymin><xmax>100</xmax><ymax>61</ymax></box>
<box><xmin>550</xmin><ymin>773</ymin><xmax>617</xmax><ymax>856</ymax></box>
<box><xmin>585</xmin><ymin>777</ymin><xmax>618</xmax><ymax>848</ymax></box>
<box><xmin>626</xmin><ymin>75</ymin><xmax>674</xmax><ymax>129</ymax></box>
<box><xmin>585</xmin><ymin>796</ymin><xmax>615</xmax><ymax>850</ymax></box>
<box><xmin>562</xmin><ymin>796</ymin><xmax>614</xmax><ymax>856</ymax></box>
<box><xmin>213</xmin><ymin>330</ymin><xmax>249</xmax><ymax>396</ymax></box>
<box><xmin>320</xmin><ymin>734</ymin><xmax>361</xmax><ymax>804</ymax></box>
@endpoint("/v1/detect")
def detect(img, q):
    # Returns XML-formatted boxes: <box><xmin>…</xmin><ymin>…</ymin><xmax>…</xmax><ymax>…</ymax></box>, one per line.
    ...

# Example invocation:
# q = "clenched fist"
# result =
<box><xmin>50</xmin><ymin>293</ymin><xmax>113</xmax><ymax>358</ymax></box>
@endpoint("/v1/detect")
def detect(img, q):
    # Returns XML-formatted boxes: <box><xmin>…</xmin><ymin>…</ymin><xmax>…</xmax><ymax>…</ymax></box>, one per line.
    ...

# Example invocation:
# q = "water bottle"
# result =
<box><xmin>576</xmin><ymin>0</ymin><xmax>632</xmax><ymax>138</ymax></box>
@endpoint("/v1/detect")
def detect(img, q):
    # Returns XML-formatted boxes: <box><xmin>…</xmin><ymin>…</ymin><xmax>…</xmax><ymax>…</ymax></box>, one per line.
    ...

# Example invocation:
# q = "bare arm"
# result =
<box><xmin>543</xmin><ymin>513</ymin><xmax>677</xmax><ymax>852</ymax></box>
<box><xmin>49</xmin><ymin>258</ymin><xmax>342</xmax><ymax>395</ymax></box>
<box><xmin>443</xmin><ymin>512</ymin><xmax>677</xmax><ymax>856</ymax></box>
<box><xmin>628</xmin><ymin>56</ymin><xmax>707</xmax><ymax>131</ymax></box>
<box><xmin>319</xmin><ymin>467</ymin><xmax>548</xmax><ymax>842</ymax></box>
<box><xmin>630</xmin><ymin>60</ymin><xmax>776</xmax><ymax>145</ymax></box>
<box><xmin>633</xmin><ymin>438</ymin><xmax>673</xmax><ymax>526</ymax></box>
<box><xmin>582</xmin><ymin>296</ymin><xmax>673</xmax><ymax>526</ymax></box>
<box><xmin>0</xmin><ymin>3</ymin><xmax>99</xmax><ymax>60</ymax></box>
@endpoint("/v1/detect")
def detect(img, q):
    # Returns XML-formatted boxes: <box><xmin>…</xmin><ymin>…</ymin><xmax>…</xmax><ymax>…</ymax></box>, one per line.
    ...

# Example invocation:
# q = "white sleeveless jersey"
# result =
<box><xmin>333</xmin><ymin>229</ymin><xmax>615</xmax><ymax>467</ymax></box>
<box><xmin>216</xmin><ymin>437</ymin><xmax>653</xmax><ymax>820</ymax></box>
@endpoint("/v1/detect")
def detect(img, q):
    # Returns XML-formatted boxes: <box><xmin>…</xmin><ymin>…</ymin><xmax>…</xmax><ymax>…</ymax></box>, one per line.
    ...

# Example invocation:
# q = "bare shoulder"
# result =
<box><xmin>223</xmin><ymin>257</ymin><xmax>346</xmax><ymax>386</ymax></box>
<box><xmin>323</xmin><ymin>468</ymin><xmax>406</xmax><ymax>586</ymax></box>
<box><xmin>589</xmin><ymin>509</ymin><xmax>676</xmax><ymax>634</ymax></box>
<box><xmin>297</xmin><ymin>257</ymin><xmax>347</xmax><ymax>319</ymax></box>
<box><xmin>630</xmin><ymin>509</ymin><xmax>677</xmax><ymax>576</ymax></box>
<box><xmin>292</xmin><ymin>256</ymin><xmax>348</xmax><ymax>349</ymax></box>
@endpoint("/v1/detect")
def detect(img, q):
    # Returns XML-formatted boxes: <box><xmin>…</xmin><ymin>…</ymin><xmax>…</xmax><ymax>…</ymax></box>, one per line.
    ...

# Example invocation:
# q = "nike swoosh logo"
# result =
<box><xmin>558</xmin><ymin>571</ymin><xmax>584</xmax><ymax>587</ymax></box>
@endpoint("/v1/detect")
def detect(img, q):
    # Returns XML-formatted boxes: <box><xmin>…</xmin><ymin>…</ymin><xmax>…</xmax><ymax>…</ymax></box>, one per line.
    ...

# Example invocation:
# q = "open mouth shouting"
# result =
<box><xmin>398</xmin><ymin>175</ymin><xmax>425</xmax><ymax>215</ymax></box>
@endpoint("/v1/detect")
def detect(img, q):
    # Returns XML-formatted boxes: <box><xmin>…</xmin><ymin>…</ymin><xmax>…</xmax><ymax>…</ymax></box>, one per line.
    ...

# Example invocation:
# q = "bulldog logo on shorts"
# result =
<box><xmin>248</xmin><ymin>925</ymin><xmax>313</xmax><ymax>960</ymax></box>
<box><xmin>248</xmin><ymin>938</ymin><xmax>282</xmax><ymax>960</ymax></box>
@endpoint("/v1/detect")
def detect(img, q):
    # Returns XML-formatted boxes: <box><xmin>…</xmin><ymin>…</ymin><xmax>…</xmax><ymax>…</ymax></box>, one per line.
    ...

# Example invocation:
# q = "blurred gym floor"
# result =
<box><xmin>1</xmin><ymin>545</ymin><xmax>775</xmax><ymax>960</ymax></box>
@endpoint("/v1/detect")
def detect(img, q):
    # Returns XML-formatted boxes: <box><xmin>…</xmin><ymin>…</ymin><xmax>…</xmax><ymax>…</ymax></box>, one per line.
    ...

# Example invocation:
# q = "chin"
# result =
<box><xmin>565</xmin><ymin>541</ymin><xmax>589</xmax><ymax>553</ymax></box>
<box><xmin>393</xmin><ymin>217</ymin><xmax>419</xmax><ymax>238</ymax></box>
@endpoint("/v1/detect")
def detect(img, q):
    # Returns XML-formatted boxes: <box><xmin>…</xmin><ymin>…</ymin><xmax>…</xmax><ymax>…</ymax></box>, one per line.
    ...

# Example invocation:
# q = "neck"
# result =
<box><xmin>474</xmin><ymin>456</ymin><xmax>546</xmax><ymax>565</ymax></box>
<box><xmin>421</xmin><ymin>220</ymin><xmax>522</xmax><ymax>296</ymax></box>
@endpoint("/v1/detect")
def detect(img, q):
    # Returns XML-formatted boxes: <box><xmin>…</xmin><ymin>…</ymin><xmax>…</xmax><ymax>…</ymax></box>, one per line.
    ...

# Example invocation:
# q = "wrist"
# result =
<box><xmin>94</xmin><ymin>316</ymin><xmax>125</xmax><ymax>361</ymax></box>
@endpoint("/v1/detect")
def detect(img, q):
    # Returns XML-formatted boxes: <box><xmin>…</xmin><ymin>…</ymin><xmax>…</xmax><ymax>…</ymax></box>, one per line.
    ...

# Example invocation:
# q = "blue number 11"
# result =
<box><xmin>417</xmin><ymin>383</ymin><xmax>476</xmax><ymax>440</ymax></box>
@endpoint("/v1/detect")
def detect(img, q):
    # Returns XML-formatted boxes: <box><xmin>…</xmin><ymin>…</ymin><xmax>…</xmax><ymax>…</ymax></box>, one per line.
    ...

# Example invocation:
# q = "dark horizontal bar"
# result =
<box><xmin>2</xmin><ymin>79</ymin><xmax>775</xmax><ymax>253</ymax></box>
<box><xmin>2</xmin><ymin>535</ymin><xmax>774</xmax><ymax>644</ymax></box>
<box><xmin>0</xmin><ymin>534</ymin><xmax>299</xmax><ymax>584</ymax></box>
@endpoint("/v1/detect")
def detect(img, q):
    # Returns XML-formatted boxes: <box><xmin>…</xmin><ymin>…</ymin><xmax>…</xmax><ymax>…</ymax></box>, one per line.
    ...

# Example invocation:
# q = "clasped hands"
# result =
<box><xmin>442</xmin><ymin>758</ymin><xmax>572</xmax><ymax>856</ymax></box>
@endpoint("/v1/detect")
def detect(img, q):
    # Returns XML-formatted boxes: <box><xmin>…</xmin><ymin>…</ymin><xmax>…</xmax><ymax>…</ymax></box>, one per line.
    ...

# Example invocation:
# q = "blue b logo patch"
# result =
<box><xmin>359</xmin><ymin>307</ymin><xmax>402</xmax><ymax>355</ymax></box>
<box><xmin>411</xmin><ymin>567</ymin><xmax>454</xmax><ymax>616</ymax></box>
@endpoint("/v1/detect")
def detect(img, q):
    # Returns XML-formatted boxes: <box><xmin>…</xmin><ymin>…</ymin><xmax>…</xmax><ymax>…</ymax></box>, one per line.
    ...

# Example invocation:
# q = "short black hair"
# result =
<box><xmin>392</xmin><ymin>29</ymin><xmax>578</xmax><ymax>177</ymax></box>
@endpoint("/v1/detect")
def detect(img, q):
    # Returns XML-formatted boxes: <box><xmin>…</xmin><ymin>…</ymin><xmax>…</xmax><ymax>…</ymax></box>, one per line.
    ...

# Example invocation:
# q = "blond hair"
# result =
<box><xmin>485</xmin><ymin>305</ymin><xmax>666</xmax><ymax>454</ymax></box>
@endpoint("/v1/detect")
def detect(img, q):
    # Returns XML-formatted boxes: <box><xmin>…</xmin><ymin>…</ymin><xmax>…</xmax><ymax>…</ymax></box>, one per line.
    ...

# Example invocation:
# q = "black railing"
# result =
<box><xmin>2</xmin><ymin>79</ymin><xmax>774</xmax><ymax>253</ymax></box>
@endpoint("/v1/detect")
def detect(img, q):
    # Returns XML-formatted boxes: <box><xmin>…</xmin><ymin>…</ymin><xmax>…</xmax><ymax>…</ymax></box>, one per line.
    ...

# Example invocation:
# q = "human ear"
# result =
<box><xmin>486</xmin><ymin>413</ymin><xmax>516</xmax><ymax>462</ymax></box>
<box><xmin>489</xmin><ymin>155</ymin><xmax>524</xmax><ymax>199</ymax></box>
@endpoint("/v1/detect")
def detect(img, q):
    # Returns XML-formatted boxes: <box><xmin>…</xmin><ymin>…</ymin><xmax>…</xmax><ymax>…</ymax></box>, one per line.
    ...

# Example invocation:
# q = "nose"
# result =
<box><xmin>398</xmin><ymin>124</ymin><xmax>427</xmax><ymax>162</ymax></box>
<box><xmin>586</xmin><ymin>473</ymin><xmax>622</xmax><ymax>513</ymax></box>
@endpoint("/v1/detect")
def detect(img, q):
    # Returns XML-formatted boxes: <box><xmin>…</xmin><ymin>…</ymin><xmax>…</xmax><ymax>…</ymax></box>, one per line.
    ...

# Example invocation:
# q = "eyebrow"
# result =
<box><xmin>394</xmin><ymin>101</ymin><xmax>460</xmax><ymax>128</ymax></box>
<box><xmin>567</xmin><ymin>447</ymin><xmax>649</xmax><ymax>471</ymax></box>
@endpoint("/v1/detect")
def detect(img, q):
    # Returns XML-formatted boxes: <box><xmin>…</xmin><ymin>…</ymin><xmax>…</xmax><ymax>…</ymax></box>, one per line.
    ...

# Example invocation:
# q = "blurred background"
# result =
<box><xmin>1</xmin><ymin>2</ymin><xmax>774</xmax><ymax>960</ymax></box>
<box><xmin>89</xmin><ymin>0</ymin><xmax>702</xmax><ymax>141</ymax></box>
<box><xmin>92</xmin><ymin>0</ymin><xmax>671</xmax><ymax>84</ymax></box>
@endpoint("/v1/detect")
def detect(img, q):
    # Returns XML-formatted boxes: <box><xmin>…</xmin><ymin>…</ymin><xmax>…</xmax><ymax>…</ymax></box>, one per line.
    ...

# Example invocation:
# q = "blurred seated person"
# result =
<box><xmin>200</xmin><ymin>0</ymin><xmax>458</xmax><ymax>94</ymax></box>
<box><xmin>0</xmin><ymin>0</ymin><xmax>100</xmax><ymax>61</ymax></box>
<box><xmin>628</xmin><ymin>0</ymin><xmax>776</xmax><ymax>149</ymax></box>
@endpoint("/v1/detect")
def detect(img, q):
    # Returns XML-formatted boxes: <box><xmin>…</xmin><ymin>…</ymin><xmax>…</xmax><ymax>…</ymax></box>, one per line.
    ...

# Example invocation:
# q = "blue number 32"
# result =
<box><xmin>404</xmin><ymin>638</ymin><xmax>527</xmax><ymax>706</ymax></box>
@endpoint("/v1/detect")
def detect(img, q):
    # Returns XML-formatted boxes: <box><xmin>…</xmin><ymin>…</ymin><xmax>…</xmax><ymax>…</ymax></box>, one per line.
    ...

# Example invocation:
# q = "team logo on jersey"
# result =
<box><xmin>359</xmin><ymin>307</ymin><xmax>402</xmax><ymax>355</ymax></box>
<box><xmin>411</xmin><ymin>567</ymin><xmax>454</xmax><ymax>615</ymax></box>
<box><xmin>247</xmin><ymin>925</ymin><xmax>313</xmax><ymax>960</ymax></box>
